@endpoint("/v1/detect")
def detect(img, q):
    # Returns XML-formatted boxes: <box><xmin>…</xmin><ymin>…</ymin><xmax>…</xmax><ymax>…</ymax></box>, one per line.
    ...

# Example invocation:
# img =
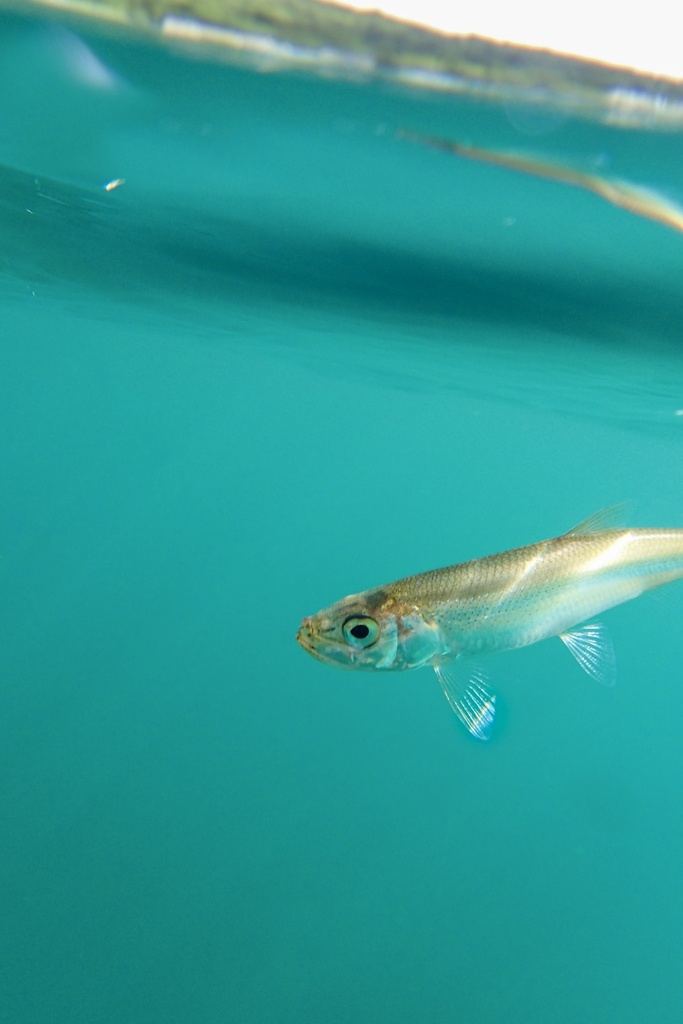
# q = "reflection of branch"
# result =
<box><xmin>398</xmin><ymin>129</ymin><xmax>683</xmax><ymax>233</ymax></box>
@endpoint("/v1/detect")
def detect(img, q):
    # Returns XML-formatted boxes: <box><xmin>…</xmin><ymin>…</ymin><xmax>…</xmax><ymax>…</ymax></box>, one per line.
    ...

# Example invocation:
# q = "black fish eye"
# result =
<box><xmin>342</xmin><ymin>616</ymin><xmax>380</xmax><ymax>649</ymax></box>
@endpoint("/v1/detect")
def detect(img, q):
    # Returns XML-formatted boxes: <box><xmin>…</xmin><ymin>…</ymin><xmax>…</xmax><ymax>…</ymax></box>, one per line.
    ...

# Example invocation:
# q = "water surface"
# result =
<box><xmin>2</xmin><ymin>9</ymin><xmax>683</xmax><ymax>1023</ymax></box>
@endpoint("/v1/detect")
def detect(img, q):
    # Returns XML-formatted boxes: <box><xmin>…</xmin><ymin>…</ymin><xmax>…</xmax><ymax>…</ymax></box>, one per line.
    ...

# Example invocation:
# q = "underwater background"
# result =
<box><xmin>2</xmin><ymin>7</ymin><xmax>683</xmax><ymax>1021</ymax></box>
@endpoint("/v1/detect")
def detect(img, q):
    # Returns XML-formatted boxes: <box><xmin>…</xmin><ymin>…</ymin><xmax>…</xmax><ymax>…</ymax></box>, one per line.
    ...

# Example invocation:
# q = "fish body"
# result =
<box><xmin>296</xmin><ymin>510</ymin><xmax>683</xmax><ymax>739</ymax></box>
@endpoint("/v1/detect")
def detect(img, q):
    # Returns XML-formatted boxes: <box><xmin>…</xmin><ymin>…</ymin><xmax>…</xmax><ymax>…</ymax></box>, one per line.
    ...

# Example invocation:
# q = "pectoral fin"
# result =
<box><xmin>434</xmin><ymin>661</ymin><xmax>496</xmax><ymax>740</ymax></box>
<box><xmin>560</xmin><ymin>622</ymin><xmax>616</xmax><ymax>687</ymax></box>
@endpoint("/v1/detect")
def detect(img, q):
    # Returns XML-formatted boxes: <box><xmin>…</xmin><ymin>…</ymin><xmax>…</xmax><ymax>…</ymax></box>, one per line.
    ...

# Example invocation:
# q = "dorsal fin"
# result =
<box><xmin>563</xmin><ymin>503</ymin><xmax>629</xmax><ymax>537</ymax></box>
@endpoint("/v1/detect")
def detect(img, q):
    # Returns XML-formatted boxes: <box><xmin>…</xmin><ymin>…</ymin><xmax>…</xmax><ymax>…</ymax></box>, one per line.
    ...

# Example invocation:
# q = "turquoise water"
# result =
<box><xmin>3</xmin><ymin>9</ymin><xmax>683</xmax><ymax>1022</ymax></box>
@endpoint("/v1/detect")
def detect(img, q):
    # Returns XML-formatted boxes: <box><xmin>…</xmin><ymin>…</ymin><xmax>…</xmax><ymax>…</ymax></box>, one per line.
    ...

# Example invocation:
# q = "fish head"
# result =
<box><xmin>296</xmin><ymin>587</ymin><xmax>441</xmax><ymax>672</ymax></box>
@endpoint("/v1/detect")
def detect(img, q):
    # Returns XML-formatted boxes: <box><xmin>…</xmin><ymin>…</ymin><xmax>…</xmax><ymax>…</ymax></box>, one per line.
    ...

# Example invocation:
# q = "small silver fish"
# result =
<box><xmin>296</xmin><ymin>508</ymin><xmax>683</xmax><ymax>739</ymax></box>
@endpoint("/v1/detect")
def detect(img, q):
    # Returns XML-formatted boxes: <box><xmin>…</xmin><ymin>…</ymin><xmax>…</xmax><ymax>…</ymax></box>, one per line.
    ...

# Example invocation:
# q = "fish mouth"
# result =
<box><xmin>296</xmin><ymin>619</ymin><xmax>349</xmax><ymax>665</ymax></box>
<box><xmin>296</xmin><ymin>615</ymin><xmax>332</xmax><ymax>652</ymax></box>
<box><xmin>296</xmin><ymin>622</ymin><xmax>318</xmax><ymax>656</ymax></box>
<box><xmin>295</xmin><ymin>625</ymin><xmax>311</xmax><ymax>650</ymax></box>
<box><xmin>296</xmin><ymin>626</ymin><xmax>327</xmax><ymax>663</ymax></box>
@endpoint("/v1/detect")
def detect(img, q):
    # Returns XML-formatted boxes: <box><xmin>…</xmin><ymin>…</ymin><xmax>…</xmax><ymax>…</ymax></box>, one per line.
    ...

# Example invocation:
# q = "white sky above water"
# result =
<box><xmin>320</xmin><ymin>0</ymin><xmax>683</xmax><ymax>80</ymax></box>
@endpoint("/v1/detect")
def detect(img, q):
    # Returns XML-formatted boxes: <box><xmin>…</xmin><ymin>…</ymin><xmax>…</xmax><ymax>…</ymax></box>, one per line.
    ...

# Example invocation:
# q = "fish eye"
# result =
<box><xmin>342</xmin><ymin>615</ymin><xmax>380</xmax><ymax>648</ymax></box>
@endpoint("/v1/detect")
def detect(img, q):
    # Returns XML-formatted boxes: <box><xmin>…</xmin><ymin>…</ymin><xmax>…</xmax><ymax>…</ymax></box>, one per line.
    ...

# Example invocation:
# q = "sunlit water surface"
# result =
<box><xmin>2</xmin><ymin>9</ymin><xmax>683</xmax><ymax>1023</ymax></box>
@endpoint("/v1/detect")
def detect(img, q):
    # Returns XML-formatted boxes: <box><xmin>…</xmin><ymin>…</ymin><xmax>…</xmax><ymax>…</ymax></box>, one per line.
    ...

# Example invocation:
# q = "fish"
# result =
<box><xmin>296</xmin><ymin>508</ymin><xmax>683</xmax><ymax>739</ymax></box>
<box><xmin>398</xmin><ymin>129</ymin><xmax>683</xmax><ymax>235</ymax></box>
